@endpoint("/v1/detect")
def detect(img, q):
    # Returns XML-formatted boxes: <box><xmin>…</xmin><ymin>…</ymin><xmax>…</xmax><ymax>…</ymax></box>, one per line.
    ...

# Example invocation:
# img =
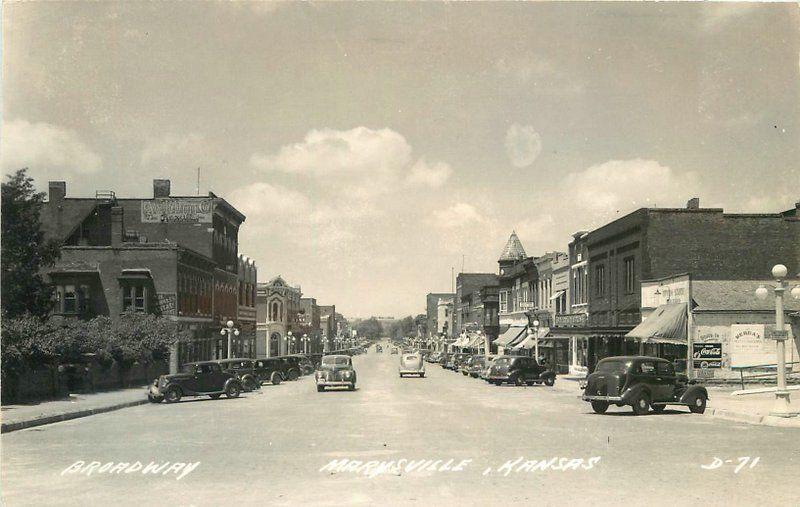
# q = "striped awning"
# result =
<box><xmin>494</xmin><ymin>326</ymin><xmax>526</xmax><ymax>347</ymax></box>
<box><xmin>626</xmin><ymin>303</ymin><xmax>687</xmax><ymax>344</ymax></box>
<box><xmin>512</xmin><ymin>327</ymin><xmax>551</xmax><ymax>350</ymax></box>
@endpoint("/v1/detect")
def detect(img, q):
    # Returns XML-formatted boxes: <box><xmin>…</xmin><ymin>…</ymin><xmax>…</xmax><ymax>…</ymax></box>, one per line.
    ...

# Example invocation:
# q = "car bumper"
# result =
<box><xmin>399</xmin><ymin>369</ymin><xmax>424</xmax><ymax>374</ymax></box>
<box><xmin>316</xmin><ymin>380</ymin><xmax>353</xmax><ymax>386</ymax></box>
<box><xmin>582</xmin><ymin>395</ymin><xmax>623</xmax><ymax>402</ymax></box>
<box><xmin>487</xmin><ymin>375</ymin><xmax>510</xmax><ymax>382</ymax></box>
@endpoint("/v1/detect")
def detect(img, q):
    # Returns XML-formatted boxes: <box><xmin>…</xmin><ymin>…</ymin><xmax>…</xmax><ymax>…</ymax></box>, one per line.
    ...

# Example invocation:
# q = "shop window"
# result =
<box><xmin>123</xmin><ymin>284</ymin><xmax>148</xmax><ymax>313</ymax></box>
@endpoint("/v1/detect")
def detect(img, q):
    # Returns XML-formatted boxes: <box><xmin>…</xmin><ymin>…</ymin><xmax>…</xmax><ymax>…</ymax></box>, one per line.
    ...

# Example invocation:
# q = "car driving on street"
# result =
<box><xmin>148</xmin><ymin>361</ymin><xmax>243</xmax><ymax>403</ymax></box>
<box><xmin>582</xmin><ymin>356</ymin><xmax>709</xmax><ymax>415</ymax></box>
<box><xmin>315</xmin><ymin>354</ymin><xmax>357</xmax><ymax>392</ymax></box>
<box><xmin>399</xmin><ymin>352</ymin><xmax>425</xmax><ymax>378</ymax></box>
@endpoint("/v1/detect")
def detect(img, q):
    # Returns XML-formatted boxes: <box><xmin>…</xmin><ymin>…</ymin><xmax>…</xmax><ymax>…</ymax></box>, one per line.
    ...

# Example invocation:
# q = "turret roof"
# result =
<box><xmin>499</xmin><ymin>231</ymin><xmax>526</xmax><ymax>261</ymax></box>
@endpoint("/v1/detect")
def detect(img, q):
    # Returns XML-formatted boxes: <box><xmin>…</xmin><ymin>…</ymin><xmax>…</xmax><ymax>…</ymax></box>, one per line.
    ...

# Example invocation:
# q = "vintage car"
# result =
<box><xmin>446</xmin><ymin>353</ymin><xmax>471</xmax><ymax>371</ymax></box>
<box><xmin>582</xmin><ymin>356</ymin><xmax>709</xmax><ymax>415</ymax></box>
<box><xmin>391</xmin><ymin>347</ymin><xmax>399</xmax><ymax>355</ymax></box>
<box><xmin>438</xmin><ymin>352</ymin><xmax>450</xmax><ymax>367</ymax></box>
<box><xmin>289</xmin><ymin>354</ymin><xmax>315</xmax><ymax>375</ymax></box>
<box><xmin>376</xmin><ymin>344</ymin><xmax>383</xmax><ymax>353</ymax></box>
<box><xmin>399</xmin><ymin>352</ymin><xmax>425</xmax><ymax>378</ymax></box>
<box><xmin>252</xmin><ymin>357</ymin><xmax>288</xmax><ymax>385</ymax></box>
<box><xmin>274</xmin><ymin>356</ymin><xmax>303</xmax><ymax>380</ymax></box>
<box><xmin>486</xmin><ymin>356</ymin><xmax>556</xmax><ymax>386</ymax></box>
<box><xmin>148</xmin><ymin>361</ymin><xmax>243</xmax><ymax>403</ymax></box>
<box><xmin>459</xmin><ymin>355</ymin><xmax>475</xmax><ymax>375</ymax></box>
<box><xmin>464</xmin><ymin>356</ymin><xmax>487</xmax><ymax>378</ymax></box>
<box><xmin>315</xmin><ymin>354</ymin><xmax>357</xmax><ymax>391</ymax></box>
<box><xmin>215</xmin><ymin>358</ymin><xmax>261</xmax><ymax>391</ymax></box>
<box><xmin>480</xmin><ymin>357</ymin><xmax>496</xmax><ymax>380</ymax></box>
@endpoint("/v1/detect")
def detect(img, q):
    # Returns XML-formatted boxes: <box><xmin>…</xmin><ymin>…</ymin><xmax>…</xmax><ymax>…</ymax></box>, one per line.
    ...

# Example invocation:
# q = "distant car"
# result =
<box><xmin>447</xmin><ymin>353</ymin><xmax>471</xmax><ymax>371</ymax></box>
<box><xmin>315</xmin><ymin>354</ymin><xmax>357</xmax><ymax>392</ymax></box>
<box><xmin>391</xmin><ymin>347</ymin><xmax>399</xmax><ymax>354</ymax></box>
<box><xmin>399</xmin><ymin>353</ymin><xmax>425</xmax><ymax>378</ymax></box>
<box><xmin>465</xmin><ymin>356</ymin><xmax>487</xmax><ymax>378</ymax></box>
<box><xmin>215</xmin><ymin>358</ymin><xmax>261</xmax><ymax>391</ymax></box>
<box><xmin>480</xmin><ymin>357</ymin><xmax>496</xmax><ymax>380</ymax></box>
<box><xmin>459</xmin><ymin>355</ymin><xmax>475</xmax><ymax>375</ymax></box>
<box><xmin>289</xmin><ymin>354</ymin><xmax>315</xmax><ymax>375</ymax></box>
<box><xmin>376</xmin><ymin>345</ymin><xmax>383</xmax><ymax>353</ymax></box>
<box><xmin>582</xmin><ymin>356</ymin><xmax>709</xmax><ymax>415</ymax></box>
<box><xmin>486</xmin><ymin>356</ymin><xmax>556</xmax><ymax>386</ymax></box>
<box><xmin>438</xmin><ymin>352</ymin><xmax>450</xmax><ymax>367</ymax></box>
<box><xmin>148</xmin><ymin>361</ymin><xmax>243</xmax><ymax>403</ymax></box>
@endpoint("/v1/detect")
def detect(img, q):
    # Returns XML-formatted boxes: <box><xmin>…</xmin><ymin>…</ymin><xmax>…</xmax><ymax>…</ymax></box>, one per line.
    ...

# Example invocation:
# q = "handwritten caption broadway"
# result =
<box><xmin>61</xmin><ymin>461</ymin><xmax>200</xmax><ymax>480</ymax></box>
<box><xmin>320</xmin><ymin>457</ymin><xmax>602</xmax><ymax>478</ymax></box>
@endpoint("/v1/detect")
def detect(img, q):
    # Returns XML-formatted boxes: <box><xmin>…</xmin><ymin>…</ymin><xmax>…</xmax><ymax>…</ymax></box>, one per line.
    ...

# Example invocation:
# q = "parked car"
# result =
<box><xmin>215</xmin><ymin>358</ymin><xmax>261</xmax><ymax>391</ymax></box>
<box><xmin>459</xmin><ymin>355</ymin><xmax>476</xmax><ymax>376</ymax></box>
<box><xmin>480</xmin><ymin>357</ymin><xmax>496</xmax><ymax>380</ymax></box>
<box><xmin>581</xmin><ymin>356</ymin><xmax>709</xmax><ymax>415</ymax></box>
<box><xmin>289</xmin><ymin>354</ymin><xmax>315</xmax><ymax>375</ymax></box>
<box><xmin>391</xmin><ymin>347</ymin><xmax>399</xmax><ymax>354</ymax></box>
<box><xmin>447</xmin><ymin>353</ymin><xmax>471</xmax><ymax>371</ymax></box>
<box><xmin>252</xmin><ymin>358</ymin><xmax>287</xmax><ymax>385</ymax></box>
<box><xmin>465</xmin><ymin>356</ymin><xmax>487</xmax><ymax>378</ymax></box>
<box><xmin>148</xmin><ymin>361</ymin><xmax>243</xmax><ymax>403</ymax></box>
<box><xmin>438</xmin><ymin>352</ymin><xmax>451</xmax><ymax>367</ymax></box>
<box><xmin>275</xmin><ymin>356</ymin><xmax>303</xmax><ymax>380</ymax></box>
<box><xmin>486</xmin><ymin>356</ymin><xmax>556</xmax><ymax>386</ymax></box>
<box><xmin>315</xmin><ymin>354</ymin><xmax>357</xmax><ymax>392</ymax></box>
<box><xmin>399</xmin><ymin>352</ymin><xmax>425</xmax><ymax>378</ymax></box>
<box><xmin>376</xmin><ymin>345</ymin><xmax>383</xmax><ymax>353</ymax></box>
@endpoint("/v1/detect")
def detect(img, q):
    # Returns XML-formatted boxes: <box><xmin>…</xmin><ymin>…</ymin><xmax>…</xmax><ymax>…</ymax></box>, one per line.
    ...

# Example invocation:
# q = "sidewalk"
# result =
<box><xmin>1</xmin><ymin>386</ymin><xmax>149</xmax><ymax>433</ymax></box>
<box><xmin>705</xmin><ymin>386</ymin><xmax>800</xmax><ymax>428</ymax></box>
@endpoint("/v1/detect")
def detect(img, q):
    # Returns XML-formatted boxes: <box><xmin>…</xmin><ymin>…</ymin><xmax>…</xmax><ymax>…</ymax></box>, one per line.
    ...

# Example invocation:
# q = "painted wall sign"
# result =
<box><xmin>141</xmin><ymin>198</ymin><xmax>213</xmax><ymax>223</ymax></box>
<box><xmin>693</xmin><ymin>342</ymin><xmax>722</xmax><ymax>369</ymax></box>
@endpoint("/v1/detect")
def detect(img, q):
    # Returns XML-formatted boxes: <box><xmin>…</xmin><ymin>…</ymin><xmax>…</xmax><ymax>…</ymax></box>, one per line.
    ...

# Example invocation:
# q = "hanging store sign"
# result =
<box><xmin>142</xmin><ymin>198</ymin><xmax>213</xmax><ymax>223</ymax></box>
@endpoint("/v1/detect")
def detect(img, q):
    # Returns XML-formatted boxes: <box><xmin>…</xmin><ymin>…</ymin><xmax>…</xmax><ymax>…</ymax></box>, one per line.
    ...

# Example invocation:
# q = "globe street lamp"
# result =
<box><xmin>287</xmin><ymin>331</ymin><xmax>294</xmax><ymax>355</ymax></box>
<box><xmin>300</xmin><ymin>333</ymin><xmax>310</xmax><ymax>354</ymax></box>
<box><xmin>531</xmin><ymin>320</ymin><xmax>541</xmax><ymax>362</ymax></box>
<box><xmin>220</xmin><ymin>320</ymin><xmax>240</xmax><ymax>359</ymax></box>
<box><xmin>754</xmin><ymin>264</ymin><xmax>800</xmax><ymax>417</ymax></box>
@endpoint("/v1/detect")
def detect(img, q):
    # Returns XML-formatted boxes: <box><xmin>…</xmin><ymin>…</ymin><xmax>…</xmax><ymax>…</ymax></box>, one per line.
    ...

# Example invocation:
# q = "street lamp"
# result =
<box><xmin>287</xmin><ymin>331</ymin><xmax>295</xmax><ymax>355</ymax></box>
<box><xmin>531</xmin><ymin>319</ymin><xmax>541</xmax><ymax>362</ymax></box>
<box><xmin>754</xmin><ymin>264</ymin><xmax>800</xmax><ymax>417</ymax></box>
<box><xmin>300</xmin><ymin>333</ymin><xmax>310</xmax><ymax>354</ymax></box>
<box><xmin>220</xmin><ymin>320</ymin><xmax>240</xmax><ymax>359</ymax></box>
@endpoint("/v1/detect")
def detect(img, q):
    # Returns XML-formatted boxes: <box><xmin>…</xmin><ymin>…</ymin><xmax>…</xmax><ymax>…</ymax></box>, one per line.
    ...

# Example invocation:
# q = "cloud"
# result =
<box><xmin>141</xmin><ymin>133</ymin><xmax>205</xmax><ymax>169</ymax></box>
<box><xmin>406</xmin><ymin>158</ymin><xmax>452</xmax><ymax>188</ymax></box>
<box><xmin>505</xmin><ymin>124</ymin><xmax>542</xmax><ymax>168</ymax></box>
<box><xmin>228</xmin><ymin>181</ymin><xmax>312</xmax><ymax>219</ymax></box>
<box><xmin>251</xmin><ymin>127</ymin><xmax>412</xmax><ymax>178</ymax></box>
<box><xmin>429</xmin><ymin>202</ymin><xmax>489</xmax><ymax>229</ymax></box>
<box><xmin>1</xmin><ymin>119</ymin><xmax>101</xmax><ymax>177</ymax></box>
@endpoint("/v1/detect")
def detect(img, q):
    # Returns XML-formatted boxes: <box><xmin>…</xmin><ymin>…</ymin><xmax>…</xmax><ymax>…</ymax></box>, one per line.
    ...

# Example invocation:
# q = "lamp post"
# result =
<box><xmin>300</xmin><ymin>333</ymin><xmax>310</xmax><ymax>354</ymax></box>
<box><xmin>220</xmin><ymin>320</ymin><xmax>240</xmax><ymax>359</ymax></box>
<box><xmin>287</xmin><ymin>331</ymin><xmax>294</xmax><ymax>355</ymax></box>
<box><xmin>755</xmin><ymin>264</ymin><xmax>800</xmax><ymax>417</ymax></box>
<box><xmin>532</xmin><ymin>319</ymin><xmax>541</xmax><ymax>362</ymax></box>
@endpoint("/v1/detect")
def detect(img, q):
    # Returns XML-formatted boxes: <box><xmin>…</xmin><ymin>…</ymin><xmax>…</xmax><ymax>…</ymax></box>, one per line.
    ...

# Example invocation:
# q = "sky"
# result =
<box><xmin>3</xmin><ymin>2</ymin><xmax>799</xmax><ymax>319</ymax></box>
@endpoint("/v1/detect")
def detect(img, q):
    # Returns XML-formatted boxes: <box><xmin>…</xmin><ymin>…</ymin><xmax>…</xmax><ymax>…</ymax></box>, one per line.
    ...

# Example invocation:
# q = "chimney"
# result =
<box><xmin>111</xmin><ymin>207</ymin><xmax>124</xmax><ymax>247</ymax></box>
<box><xmin>686</xmin><ymin>197</ymin><xmax>700</xmax><ymax>210</ymax></box>
<box><xmin>153</xmin><ymin>179</ymin><xmax>171</xmax><ymax>198</ymax></box>
<box><xmin>48</xmin><ymin>181</ymin><xmax>66</xmax><ymax>204</ymax></box>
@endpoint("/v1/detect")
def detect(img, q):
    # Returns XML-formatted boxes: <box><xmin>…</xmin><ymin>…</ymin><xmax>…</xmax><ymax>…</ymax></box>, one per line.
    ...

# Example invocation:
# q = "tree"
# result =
<box><xmin>355</xmin><ymin>317</ymin><xmax>383</xmax><ymax>340</ymax></box>
<box><xmin>1</xmin><ymin>169</ymin><xmax>60</xmax><ymax>318</ymax></box>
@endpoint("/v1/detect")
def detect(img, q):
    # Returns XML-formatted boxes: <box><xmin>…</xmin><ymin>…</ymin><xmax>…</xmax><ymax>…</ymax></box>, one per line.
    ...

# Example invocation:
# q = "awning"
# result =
<box><xmin>626</xmin><ymin>303</ymin><xmax>687</xmax><ymax>344</ymax></box>
<box><xmin>453</xmin><ymin>334</ymin><xmax>469</xmax><ymax>347</ymax></box>
<box><xmin>494</xmin><ymin>326</ymin><xmax>526</xmax><ymax>347</ymax></box>
<box><xmin>549</xmin><ymin>290</ymin><xmax>565</xmax><ymax>301</ymax></box>
<box><xmin>466</xmin><ymin>333</ymin><xmax>485</xmax><ymax>349</ymax></box>
<box><xmin>512</xmin><ymin>327</ymin><xmax>550</xmax><ymax>350</ymax></box>
<box><xmin>118</xmin><ymin>268</ymin><xmax>153</xmax><ymax>280</ymax></box>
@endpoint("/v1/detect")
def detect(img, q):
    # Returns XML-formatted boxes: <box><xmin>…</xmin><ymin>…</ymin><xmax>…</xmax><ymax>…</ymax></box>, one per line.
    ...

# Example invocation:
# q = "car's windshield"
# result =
<box><xmin>403</xmin><ymin>354</ymin><xmax>419</xmax><ymax>361</ymax></box>
<box><xmin>322</xmin><ymin>356</ymin><xmax>349</xmax><ymax>366</ymax></box>
<box><xmin>493</xmin><ymin>358</ymin><xmax>510</xmax><ymax>366</ymax></box>
<box><xmin>596</xmin><ymin>359</ymin><xmax>631</xmax><ymax>374</ymax></box>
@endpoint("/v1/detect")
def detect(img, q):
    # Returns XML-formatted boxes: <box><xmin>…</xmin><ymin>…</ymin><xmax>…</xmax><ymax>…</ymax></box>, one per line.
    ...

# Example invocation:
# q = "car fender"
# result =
<box><xmin>679</xmin><ymin>385</ymin><xmax>708</xmax><ymax>404</ymax></box>
<box><xmin>621</xmin><ymin>384</ymin><xmax>651</xmax><ymax>404</ymax></box>
<box><xmin>538</xmin><ymin>370</ymin><xmax>556</xmax><ymax>381</ymax></box>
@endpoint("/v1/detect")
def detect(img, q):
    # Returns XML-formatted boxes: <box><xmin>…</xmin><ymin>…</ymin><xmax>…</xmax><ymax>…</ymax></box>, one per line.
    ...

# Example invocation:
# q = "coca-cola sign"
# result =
<box><xmin>693</xmin><ymin>342</ymin><xmax>722</xmax><ymax>369</ymax></box>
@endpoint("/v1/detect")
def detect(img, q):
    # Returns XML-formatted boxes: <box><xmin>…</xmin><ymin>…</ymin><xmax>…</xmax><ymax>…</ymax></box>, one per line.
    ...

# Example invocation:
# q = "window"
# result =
<box><xmin>499</xmin><ymin>291</ymin><xmax>508</xmax><ymax>313</ymax></box>
<box><xmin>123</xmin><ymin>284</ymin><xmax>147</xmax><ymax>312</ymax></box>
<box><xmin>638</xmin><ymin>361</ymin><xmax>656</xmax><ymax>374</ymax></box>
<box><xmin>63</xmin><ymin>285</ymin><xmax>77</xmax><ymax>313</ymax></box>
<box><xmin>656</xmin><ymin>361</ymin><xmax>675</xmax><ymax>375</ymax></box>
<box><xmin>624</xmin><ymin>257</ymin><xmax>636</xmax><ymax>294</ymax></box>
<box><xmin>594</xmin><ymin>264</ymin><xmax>605</xmax><ymax>297</ymax></box>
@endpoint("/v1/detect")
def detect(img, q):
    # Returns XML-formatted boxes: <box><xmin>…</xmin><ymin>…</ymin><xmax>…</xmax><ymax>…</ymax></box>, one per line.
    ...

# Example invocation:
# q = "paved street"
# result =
<box><xmin>2</xmin><ymin>348</ymin><xmax>799</xmax><ymax>506</ymax></box>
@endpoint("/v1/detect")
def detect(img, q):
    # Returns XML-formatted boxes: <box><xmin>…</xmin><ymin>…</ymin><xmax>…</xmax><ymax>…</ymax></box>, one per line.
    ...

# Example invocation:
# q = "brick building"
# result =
<box><xmin>41</xmin><ymin>179</ymin><xmax>247</xmax><ymax>371</ymax></box>
<box><xmin>255</xmin><ymin>276</ymin><xmax>302</xmax><ymax>357</ymax></box>
<box><xmin>585</xmin><ymin>198</ymin><xmax>800</xmax><ymax>371</ymax></box>
<box><xmin>236</xmin><ymin>255</ymin><xmax>257</xmax><ymax>357</ymax></box>
<box><xmin>455</xmin><ymin>273</ymin><xmax>499</xmax><ymax>335</ymax></box>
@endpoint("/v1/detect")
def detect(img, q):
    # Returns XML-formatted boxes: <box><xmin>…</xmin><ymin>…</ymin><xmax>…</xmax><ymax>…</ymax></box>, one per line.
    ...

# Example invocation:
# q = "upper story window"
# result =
<box><xmin>624</xmin><ymin>257</ymin><xmax>636</xmax><ymax>294</ymax></box>
<box><xmin>55</xmin><ymin>284</ymin><xmax>91</xmax><ymax>315</ymax></box>
<box><xmin>499</xmin><ymin>291</ymin><xmax>508</xmax><ymax>313</ymax></box>
<box><xmin>123</xmin><ymin>284</ymin><xmax>148</xmax><ymax>313</ymax></box>
<box><xmin>594</xmin><ymin>264</ymin><xmax>606</xmax><ymax>297</ymax></box>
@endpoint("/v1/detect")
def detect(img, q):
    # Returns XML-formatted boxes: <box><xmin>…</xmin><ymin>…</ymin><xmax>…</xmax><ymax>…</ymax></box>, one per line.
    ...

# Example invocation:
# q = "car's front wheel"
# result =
<box><xmin>591</xmin><ymin>401</ymin><xmax>609</xmax><ymax>414</ymax></box>
<box><xmin>164</xmin><ymin>387</ymin><xmax>182</xmax><ymax>404</ymax></box>
<box><xmin>632</xmin><ymin>393</ymin><xmax>650</xmax><ymax>415</ymax></box>
<box><xmin>270</xmin><ymin>372</ymin><xmax>282</xmax><ymax>385</ymax></box>
<box><xmin>244</xmin><ymin>377</ymin><xmax>259</xmax><ymax>391</ymax></box>
<box><xmin>543</xmin><ymin>375</ymin><xmax>555</xmax><ymax>387</ymax></box>
<box><xmin>514</xmin><ymin>376</ymin><xmax>525</xmax><ymax>387</ymax></box>
<box><xmin>287</xmin><ymin>369</ymin><xmax>300</xmax><ymax>381</ymax></box>
<box><xmin>148</xmin><ymin>394</ymin><xmax>163</xmax><ymax>403</ymax></box>
<box><xmin>689</xmin><ymin>394</ymin><xmax>707</xmax><ymax>414</ymax></box>
<box><xmin>225</xmin><ymin>383</ymin><xmax>241</xmax><ymax>399</ymax></box>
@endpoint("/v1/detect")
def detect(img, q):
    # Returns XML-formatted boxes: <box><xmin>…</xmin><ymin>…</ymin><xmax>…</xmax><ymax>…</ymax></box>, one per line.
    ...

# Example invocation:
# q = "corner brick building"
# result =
<box><xmin>584</xmin><ymin>198</ymin><xmax>800</xmax><ymax>370</ymax></box>
<box><xmin>40</xmin><ymin>179</ymin><xmax>252</xmax><ymax>371</ymax></box>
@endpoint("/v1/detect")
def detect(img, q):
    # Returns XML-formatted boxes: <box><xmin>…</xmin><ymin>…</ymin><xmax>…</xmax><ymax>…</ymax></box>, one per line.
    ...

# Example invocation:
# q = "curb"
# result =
<box><xmin>704</xmin><ymin>407</ymin><xmax>800</xmax><ymax>428</ymax></box>
<box><xmin>1</xmin><ymin>398</ymin><xmax>148</xmax><ymax>434</ymax></box>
